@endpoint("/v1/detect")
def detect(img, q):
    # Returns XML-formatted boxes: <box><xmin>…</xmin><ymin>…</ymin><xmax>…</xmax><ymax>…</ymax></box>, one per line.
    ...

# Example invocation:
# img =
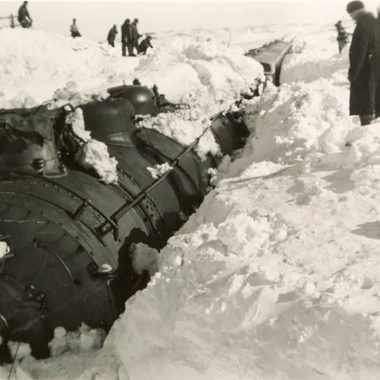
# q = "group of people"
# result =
<box><xmin>346</xmin><ymin>1</ymin><xmax>380</xmax><ymax>126</ymax></box>
<box><xmin>68</xmin><ymin>16</ymin><xmax>153</xmax><ymax>55</ymax></box>
<box><xmin>69</xmin><ymin>16</ymin><xmax>153</xmax><ymax>55</ymax></box>
<box><xmin>116</xmin><ymin>18</ymin><xmax>153</xmax><ymax>56</ymax></box>
<box><xmin>17</xmin><ymin>2</ymin><xmax>153</xmax><ymax>55</ymax></box>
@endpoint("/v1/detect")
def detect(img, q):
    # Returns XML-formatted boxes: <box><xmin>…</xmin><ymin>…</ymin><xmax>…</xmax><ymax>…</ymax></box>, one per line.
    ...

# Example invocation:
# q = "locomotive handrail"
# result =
<box><xmin>136</xmin><ymin>129</ymin><xmax>206</xmax><ymax>198</ymax></box>
<box><xmin>97</xmin><ymin>124</ymin><xmax>212</xmax><ymax>236</ymax></box>
<box><xmin>115</xmin><ymin>167</ymin><xmax>164</xmax><ymax>239</ymax></box>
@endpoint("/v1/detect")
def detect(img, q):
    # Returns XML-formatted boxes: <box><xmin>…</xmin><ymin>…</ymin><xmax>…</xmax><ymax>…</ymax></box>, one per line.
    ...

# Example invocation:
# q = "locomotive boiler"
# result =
<box><xmin>0</xmin><ymin>83</ymin><xmax>249</xmax><ymax>359</ymax></box>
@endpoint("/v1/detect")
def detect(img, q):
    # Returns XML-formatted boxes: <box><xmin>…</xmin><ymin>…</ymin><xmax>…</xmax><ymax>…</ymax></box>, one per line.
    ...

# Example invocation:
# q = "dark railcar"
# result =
<box><xmin>0</xmin><ymin>84</ymin><xmax>249</xmax><ymax>358</ymax></box>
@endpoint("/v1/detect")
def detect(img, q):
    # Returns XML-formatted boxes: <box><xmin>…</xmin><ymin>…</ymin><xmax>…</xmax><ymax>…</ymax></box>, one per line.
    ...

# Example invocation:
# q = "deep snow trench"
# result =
<box><xmin>2</xmin><ymin>20</ymin><xmax>380</xmax><ymax>380</ymax></box>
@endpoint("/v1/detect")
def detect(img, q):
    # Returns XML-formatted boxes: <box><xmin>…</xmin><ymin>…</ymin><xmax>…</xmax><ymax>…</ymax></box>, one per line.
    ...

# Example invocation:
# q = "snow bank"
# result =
<box><xmin>0</xmin><ymin>27</ymin><xmax>262</xmax><ymax>158</ymax></box>
<box><xmin>112</xmin><ymin>23</ymin><xmax>380</xmax><ymax>380</ymax></box>
<box><xmin>0</xmin><ymin>27</ymin><xmax>262</xmax><ymax>113</ymax></box>
<box><xmin>134</xmin><ymin>35</ymin><xmax>262</xmax><ymax>106</ymax></box>
<box><xmin>138</xmin><ymin>109</ymin><xmax>220</xmax><ymax>159</ymax></box>
<box><xmin>281</xmin><ymin>27</ymin><xmax>349</xmax><ymax>84</ymax></box>
<box><xmin>133</xmin><ymin>35</ymin><xmax>263</xmax><ymax>156</ymax></box>
<box><xmin>0</xmin><ymin>29</ymin><xmax>128</xmax><ymax>107</ymax></box>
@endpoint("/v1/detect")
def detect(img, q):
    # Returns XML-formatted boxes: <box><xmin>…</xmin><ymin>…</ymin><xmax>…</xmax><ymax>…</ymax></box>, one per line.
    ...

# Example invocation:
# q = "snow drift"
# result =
<box><xmin>2</xmin><ymin>20</ymin><xmax>380</xmax><ymax>380</ymax></box>
<box><xmin>112</xmin><ymin>23</ymin><xmax>380</xmax><ymax>380</ymax></box>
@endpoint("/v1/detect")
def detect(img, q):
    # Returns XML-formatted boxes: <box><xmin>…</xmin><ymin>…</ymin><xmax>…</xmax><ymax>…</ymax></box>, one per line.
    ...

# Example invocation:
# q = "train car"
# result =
<box><xmin>0</xmin><ymin>84</ymin><xmax>249</xmax><ymax>359</ymax></box>
<box><xmin>0</xmin><ymin>39</ymin><xmax>293</xmax><ymax>359</ymax></box>
<box><xmin>246</xmin><ymin>40</ymin><xmax>292</xmax><ymax>86</ymax></box>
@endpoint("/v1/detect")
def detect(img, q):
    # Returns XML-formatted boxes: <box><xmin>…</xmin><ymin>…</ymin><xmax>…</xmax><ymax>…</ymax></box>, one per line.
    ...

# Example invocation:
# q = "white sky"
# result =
<box><xmin>0</xmin><ymin>0</ymin><xmax>379</xmax><ymax>40</ymax></box>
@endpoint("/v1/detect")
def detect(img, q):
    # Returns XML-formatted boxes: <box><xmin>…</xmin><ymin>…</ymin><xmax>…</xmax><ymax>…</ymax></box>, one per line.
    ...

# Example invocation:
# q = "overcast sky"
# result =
<box><xmin>0</xmin><ymin>0</ymin><xmax>379</xmax><ymax>40</ymax></box>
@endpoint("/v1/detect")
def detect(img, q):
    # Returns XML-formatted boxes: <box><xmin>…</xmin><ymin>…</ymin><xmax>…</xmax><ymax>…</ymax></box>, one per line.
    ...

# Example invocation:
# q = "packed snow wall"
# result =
<box><xmin>0</xmin><ymin>83</ymin><xmax>250</xmax><ymax>359</ymax></box>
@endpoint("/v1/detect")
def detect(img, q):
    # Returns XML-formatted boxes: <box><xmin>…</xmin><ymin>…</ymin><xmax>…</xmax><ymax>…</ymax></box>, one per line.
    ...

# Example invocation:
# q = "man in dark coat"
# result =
<box><xmin>346</xmin><ymin>1</ymin><xmax>380</xmax><ymax>125</ymax></box>
<box><xmin>17</xmin><ymin>1</ymin><xmax>32</xmax><ymax>28</ymax></box>
<box><xmin>137</xmin><ymin>35</ymin><xmax>153</xmax><ymax>55</ymax></box>
<box><xmin>121</xmin><ymin>19</ymin><xmax>133</xmax><ymax>56</ymax></box>
<box><xmin>131</xmin><ymin>19</ymin><xmax>142</xmax><ymax>56</ymax></box>
<box><xmin>70</xmin><ymin>18</ymin><xmax>81</xmax><ymax>38</ymax></box>
<box><xmin>107</xmin><ymin>24</ymin><xmax>118</xmax><ymax>47</ymax></box>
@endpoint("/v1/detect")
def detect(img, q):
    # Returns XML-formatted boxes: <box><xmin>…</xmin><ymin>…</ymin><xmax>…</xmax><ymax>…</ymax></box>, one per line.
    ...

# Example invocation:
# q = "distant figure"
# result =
<box><xmin>131</xmin><ymin>19</ymin><xmax>141</xmax><ymax>55</ymax></box>
<box><xmin>137</xmin><ymin>35</ymin><xmax>153</xmax><ymax>55</ymax></box>
<box><xmin>334</xmin><ymin>20</ymin><xmax>349</xmax><ymax>54</ymax></box>
<box><xmin>70</xmin><ymin>18</ymin><xmax>81</xmax><ymax>38</ymax></box>
<box><xmin>107</xmin><ymin>24</ymin><xmax>118</xmax><ymax>47</ymax></box>
<box><xmin>346</xmin><ymin>1</ymin><xmax>380</xmax><ymax>125</ymax></box>
<box><xmin>18</xmin><ymin>1</ymin><xmax>32</xmax><ymax>28</ymax></box>
<box><xmin>121</xmin><ymin>18</ymin><xmax>133</xmax><ymax>56</ymax></box>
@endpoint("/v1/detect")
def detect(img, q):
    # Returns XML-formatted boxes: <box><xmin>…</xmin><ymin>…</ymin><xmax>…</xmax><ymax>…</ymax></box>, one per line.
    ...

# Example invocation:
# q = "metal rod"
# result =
<box><xmin>110</xmin><ymin>126</ymin><xmax>211</xmax><ymax>223</ymax></box>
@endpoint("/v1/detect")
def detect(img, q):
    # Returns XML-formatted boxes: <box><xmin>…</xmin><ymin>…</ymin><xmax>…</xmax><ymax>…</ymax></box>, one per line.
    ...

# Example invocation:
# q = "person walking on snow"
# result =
<box><xmin>346</xmin><ymin>1</ymin><xmax>380</xmax><ymax>125</ymax></box>
<box><xmin>131</xmin><ymin>18</ymin><xmax>142</xmax><ymax>56</ymax></box>
<box><xmin>18</xmin><ymin>1</ymin><xmax>32</xmax><ymax>28</ymax></box>
<box><xmin>121</xmin><ymin>18</ymin><xmax>133</xmax><ymax>56</ymax></box>
<box><xmin>107</xmin><ymin>24</ymin><xmax>118</xmax><ymax>47</ymax></box>
<box><xmin>70</xmin><ymin>18</ymin><xmax>81</xmax><ymax>38</ymax></box>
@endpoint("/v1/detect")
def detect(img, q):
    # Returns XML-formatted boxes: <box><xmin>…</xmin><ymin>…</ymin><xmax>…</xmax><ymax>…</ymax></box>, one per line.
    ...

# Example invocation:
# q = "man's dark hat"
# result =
<box><xmin>346</xmin><ymin>1</ymin><xmax>364</xmax><ymax>13</ymax></box>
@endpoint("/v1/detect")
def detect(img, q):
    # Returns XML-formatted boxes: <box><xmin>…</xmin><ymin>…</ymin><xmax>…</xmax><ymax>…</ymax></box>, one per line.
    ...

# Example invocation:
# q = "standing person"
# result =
<box><xmin>335</xmin><ymin>20</ymin><xmax>349</xmax><ymax>54</ymax></box>
<box><xmin>17</xmin><ymin>1</ymin><xmax>32</xmax><ymax>28</ymax></box>
<box><xmin>121</xmin><ymin>18</ymin><xmax>133</xmax><ymax>56</ymax></box>
<box><xmin>70</xmin><ymin>18</ymin><xmax>81</xmax><ymax>38</ymax></box>
<box><xmin>346</xmin><ymin>1</ymin><xmax>380</xmax><ymax>125</ymax></box>
<box><xmin>137</xmin><ymin>35</ymin><xmax>153</xmax><ymax>55</ymax></box>
<box><xmin>131</xmin><ymin>18</ymin><xmax>141</xmax><ymax>56</ymax></box>
<box><xmin>107</xmin><ymin>24</ymin><xmax>118</xmax><ymax>47</ymax></box>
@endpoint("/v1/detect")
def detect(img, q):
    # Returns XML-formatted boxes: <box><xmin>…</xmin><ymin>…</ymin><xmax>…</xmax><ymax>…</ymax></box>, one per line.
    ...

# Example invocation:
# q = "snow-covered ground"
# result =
<box><xmin>2</xmin><ymin>19</ymin><xmax>380</xmax><ymax>380</ymax></box>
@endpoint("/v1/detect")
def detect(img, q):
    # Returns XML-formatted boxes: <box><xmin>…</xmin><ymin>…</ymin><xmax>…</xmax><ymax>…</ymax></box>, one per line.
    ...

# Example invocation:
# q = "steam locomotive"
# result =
<box><xmin>0</xmin><ymin>83</ymin><xmax>249</xmax><ymax>359</ymax></box>
<box><xmin>0</xmin><ymin>39</ymin><xmax>292</xmax><ymax>360</ymax></box>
